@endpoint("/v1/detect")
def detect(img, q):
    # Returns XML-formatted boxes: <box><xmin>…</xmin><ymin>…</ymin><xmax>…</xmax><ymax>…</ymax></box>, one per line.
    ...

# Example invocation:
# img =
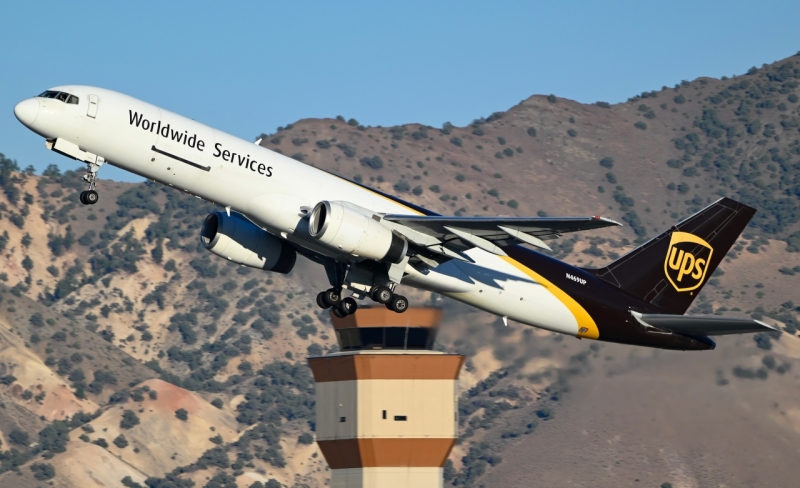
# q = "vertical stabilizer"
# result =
<box><xmin>585</xmin><ymin>198</ymin><xmax>755</xmax><ymax>315</ymax></box>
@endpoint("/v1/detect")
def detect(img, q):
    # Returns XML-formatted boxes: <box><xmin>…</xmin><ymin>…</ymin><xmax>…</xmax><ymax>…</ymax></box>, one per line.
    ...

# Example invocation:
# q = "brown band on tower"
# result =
<box><xmin>317</xmin><ymin>438</ymin><xmax>456</xmax><ymax>469</ymax></box>
<box><xmin>330</xmin><ymin>307</ymin><xmax>443</xmax><ymax>330</ymax></box>
<box><xmin>309</xmin><ymin>354</ymin><xmax>464</xmax><ymax>382</ymax></box>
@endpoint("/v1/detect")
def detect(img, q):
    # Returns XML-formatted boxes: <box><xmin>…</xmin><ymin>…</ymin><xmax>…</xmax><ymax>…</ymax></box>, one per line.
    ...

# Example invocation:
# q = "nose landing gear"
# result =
<box><xmin>79</xmin><ymin>158</ymin><xmax>104</xmax><ymax>205</ymax></box>
<box><xmin>79</xmin><ymin>190</ymin><xmax>98</xmax><ymax>205</ymax></box>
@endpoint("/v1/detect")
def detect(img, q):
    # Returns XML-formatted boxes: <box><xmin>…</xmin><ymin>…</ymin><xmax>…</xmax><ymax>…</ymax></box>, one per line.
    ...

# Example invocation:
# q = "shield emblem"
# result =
<box><xmin>664</xmin><ymin>231</ymin><xmax>714</xmax><ymax>292</ymax></box>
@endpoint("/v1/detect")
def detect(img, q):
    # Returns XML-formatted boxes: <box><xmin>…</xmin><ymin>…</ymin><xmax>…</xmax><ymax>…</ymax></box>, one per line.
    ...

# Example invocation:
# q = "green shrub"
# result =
<box><xmin>68</xmin><ymin>368</ymin><xmax>85</xmax><ymax>383</ymax></box>
<box><xmin>30</xmin><ymin>463</ymin><xmax>56</xmax><ymax>480</ymax></box>
<box><xmin>337</xmin><ymin>143</ymin><xmax>356</xmax><ymax>157</ymax></box>
<box><xmin>526</xmin><ymin>127</ymin><xmax>537</xmax><ymax>137</ymax></box>
<box><xmin>634</xmin><ymin>121</ymin><xmax>647</xmax><ymax>130</ymax></box>
<box><xmin>393</xmin><ymin>180</ymin><xmax>411</xmax><ymax>192</ymax></box>
<box><xmin>120</xmin><ymin>410</ymin><xmax>140</xmax><ymax>429</ymax></box>
<box><xmin>547</xmin><ymin>94</ymin><xmax>557</xmax><ymax>103</ymax></box>
<box><xmin>8</xmin><ymin>429</ymin><xmax>29</xmax><ymax>446</ymax></box>
<box><xmin>47</xmin><ymin>227</ymin><xmax>77</xmax><ymax>257</ymax></box>
<box><xmin>29</xmin><ymin>312</ymin><xmax>45</xmax><ymax>327</ymax></box>
<box><xmin>360</xmin><ymin>156</ymin><xmax>383</xmax><ymax>169</ymax></box>
<box><xmin>307</xmin><ymin>343</ymin><xmax>323</xmax><ymax>356</ymax></box>
<box><xmin>175</xmin><ymin>408</ymin><xmax>188</xmax><ymax>421</ymax></box>
<box><xmin>113</xmin><ymin>434</ymin><xmax>129</xmax><ymax>449</ymax></box>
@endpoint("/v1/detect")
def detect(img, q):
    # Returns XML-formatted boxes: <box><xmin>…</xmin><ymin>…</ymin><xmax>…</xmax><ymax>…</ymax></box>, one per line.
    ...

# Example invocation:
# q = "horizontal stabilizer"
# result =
<box><xmin>631</xmin><ymin>311</ymin><xmax>775</xmax><ymax>336</ymax></box>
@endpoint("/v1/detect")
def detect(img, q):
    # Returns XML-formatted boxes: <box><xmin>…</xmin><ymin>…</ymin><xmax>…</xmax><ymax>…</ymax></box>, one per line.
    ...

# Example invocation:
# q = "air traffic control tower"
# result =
<box><xmin>308</xmin><ymin>307</ymin><xmax>464</xmax><ymax>488</ymax></box>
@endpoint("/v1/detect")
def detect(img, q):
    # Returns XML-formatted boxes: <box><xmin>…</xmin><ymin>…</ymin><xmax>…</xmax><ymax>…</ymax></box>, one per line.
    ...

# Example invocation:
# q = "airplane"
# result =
<box><xmin>13</xmin><ymin>86</ymin><xmax>775</xmax><ymax>351</ymax></box>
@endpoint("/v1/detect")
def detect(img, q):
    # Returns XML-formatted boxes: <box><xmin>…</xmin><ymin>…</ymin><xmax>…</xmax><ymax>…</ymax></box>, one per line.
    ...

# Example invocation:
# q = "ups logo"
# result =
<box><xmin>664</xmin><ymin>231</ymin><xmax>714</xmax><ymax>292</ymax></box>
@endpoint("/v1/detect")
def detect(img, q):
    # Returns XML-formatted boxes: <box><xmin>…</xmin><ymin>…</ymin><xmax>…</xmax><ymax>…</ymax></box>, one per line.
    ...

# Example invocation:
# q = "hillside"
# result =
<box><xmin>0</xmin><ymin>53</ymin><xmax>797</xmax><ymax>487</ymax></box>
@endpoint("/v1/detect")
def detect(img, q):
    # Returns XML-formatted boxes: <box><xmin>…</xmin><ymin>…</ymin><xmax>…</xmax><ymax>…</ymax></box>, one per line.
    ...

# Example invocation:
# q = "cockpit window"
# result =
<box><xmin>36</xmin><ymin>90</ymin><xmax>79</xmax><ymax>104</ymax></box>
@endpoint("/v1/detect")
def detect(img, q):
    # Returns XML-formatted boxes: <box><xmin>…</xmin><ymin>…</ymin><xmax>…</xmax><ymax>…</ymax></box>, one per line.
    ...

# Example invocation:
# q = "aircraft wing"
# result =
<box><xmin>382</xmin><ymin>214</ymin><xmax>620</xmax><ymax>258</ymax></box>
<box><xmin>632</xmin><ymin>312</ymin><xmax>776</xmax><ymax>336</ymax></box>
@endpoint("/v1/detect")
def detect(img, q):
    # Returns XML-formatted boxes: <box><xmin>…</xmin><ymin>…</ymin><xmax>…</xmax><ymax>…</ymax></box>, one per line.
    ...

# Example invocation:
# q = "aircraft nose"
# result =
<box><xmin>14</xmin><ymin>98</ymin><xmax>39</xmax><ymax>127</ymax></box>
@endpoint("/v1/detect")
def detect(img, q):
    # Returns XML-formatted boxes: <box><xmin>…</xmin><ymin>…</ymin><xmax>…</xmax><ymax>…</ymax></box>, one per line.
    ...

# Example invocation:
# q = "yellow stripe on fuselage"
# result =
<box><xmin>501</xmin><ymin>256</ymin><xmax>599</xmax><ymax>340</ymax></box>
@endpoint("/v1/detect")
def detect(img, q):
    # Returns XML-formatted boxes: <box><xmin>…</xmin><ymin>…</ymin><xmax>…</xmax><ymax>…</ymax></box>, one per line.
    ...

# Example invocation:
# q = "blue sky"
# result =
<box><xmin>1</xmin><ymin>1</ymin><xmax>797</xmax><ymax>182</ymax></box>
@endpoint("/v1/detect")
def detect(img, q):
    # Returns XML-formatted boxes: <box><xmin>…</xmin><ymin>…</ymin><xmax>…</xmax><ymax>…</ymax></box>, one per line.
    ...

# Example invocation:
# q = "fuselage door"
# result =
<box><xmin>87</xmin><ymin>94</ymin><xmax>99</xmax><ymax>118</ymax></box>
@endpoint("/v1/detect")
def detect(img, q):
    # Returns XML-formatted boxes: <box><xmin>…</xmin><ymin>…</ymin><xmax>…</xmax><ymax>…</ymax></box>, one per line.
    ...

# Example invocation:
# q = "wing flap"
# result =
<box><xmin>632</xmin><ymin>312</ymin><xmax>776</xmax><ymax>336</ymax></box>
<box><xmin>383</xmin><ymin>215</ymin><xmax>620</xmax><ymax>250</ymax></box>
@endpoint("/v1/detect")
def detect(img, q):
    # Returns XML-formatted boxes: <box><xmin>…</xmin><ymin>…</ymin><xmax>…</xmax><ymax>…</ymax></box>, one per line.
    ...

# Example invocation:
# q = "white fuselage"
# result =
<box><xmin>15</xmin><ymin>85</ymin><xmax>591</xmax><ymax>337</ymax></box>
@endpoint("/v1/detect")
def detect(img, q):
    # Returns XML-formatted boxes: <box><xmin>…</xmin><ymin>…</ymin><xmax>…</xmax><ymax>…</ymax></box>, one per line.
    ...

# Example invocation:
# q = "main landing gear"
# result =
<box><xmin>316</xmin><ymin>288</ymin><xmax>358</xmax><ymax>318</ymax></box>
<box><xmin>79</xmin><ymin>158</ymin><xmax>104</xmax><ymax>205</ymax></box>
<box><xmin>315</xmin><ymin>286</ymin><xmax>409</xmax><ymax>317</ymax></box>
<box><xmin>317</xmin><ymin>260</ymin><xmax>409</xmax><ymax>316</ymax></box>
<box><xmin>369</xmin><ymin>285</ymin><xmax>409</xmax><ymax>313</ymax></box>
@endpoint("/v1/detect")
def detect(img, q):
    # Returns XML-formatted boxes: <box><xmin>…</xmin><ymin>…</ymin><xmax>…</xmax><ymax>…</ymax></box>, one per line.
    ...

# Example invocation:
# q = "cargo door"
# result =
<box><xmin>87</xmin><ymin>94</ymin><xmax>99</xmax><ymax>118</ymax></box>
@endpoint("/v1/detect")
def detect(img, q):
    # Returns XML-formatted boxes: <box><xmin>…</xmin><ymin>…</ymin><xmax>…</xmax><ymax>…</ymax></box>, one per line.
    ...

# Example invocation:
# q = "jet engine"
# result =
<box><xmin>308</xmin><ymin>200</ymin><xmax>407</xmax><ymax>263</ymax></box>
<box><xmin>200</xmin><ymin>211</ymin><xmax>296</xmax><ymax>273</ymax></box>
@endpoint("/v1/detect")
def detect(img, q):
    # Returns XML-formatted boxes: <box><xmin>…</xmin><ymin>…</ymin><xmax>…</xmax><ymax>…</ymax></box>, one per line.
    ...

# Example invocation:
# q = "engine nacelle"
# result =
<box><xmin>308</xmin><ymin>201</ymin><xmax>407</xmax><ymax>263</ymax></box>
<box><xmin>200</xmin><ymin>211</ymin><xmax>296</xmax><ymax>273</ymax></box>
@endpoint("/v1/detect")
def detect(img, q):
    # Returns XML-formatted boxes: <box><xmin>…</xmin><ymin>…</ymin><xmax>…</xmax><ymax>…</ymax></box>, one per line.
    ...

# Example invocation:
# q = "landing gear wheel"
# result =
<box><xmin>316</xmin><ymin>292</ymin><xmax>328</xmax><ymax>309</ymax></box>
<box><xmin>371</xmin><ymin>286</ymin><xmax>393</xmax><ymax>304</ymax></box>
<box><xmin>322</xmin><ymin>288</ymin><xmax>341</xmax><ymax>308</ymax></box>
<box><xmin>84</xmin><ymin>190</ymin><xmax>98</xmax><ymax>205</ymax></box>
<box><xmin>388</xmin><ymin>295</ymin><xmax>408</xmax><ymax>313</ymax></box>
<box><xmin>79</xmin><ymin>191</ymin><xmax>87</xmax><ymax>205</ymax></box>
<box><xmin>331</xmin><ymin>307</ymin><xmax>346</xmax><ymax>318</ymax></box>
<box><xmin>338</xmin><ymin>297</ymin><xmax>357</xmax><ymax>316</ymax></box>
